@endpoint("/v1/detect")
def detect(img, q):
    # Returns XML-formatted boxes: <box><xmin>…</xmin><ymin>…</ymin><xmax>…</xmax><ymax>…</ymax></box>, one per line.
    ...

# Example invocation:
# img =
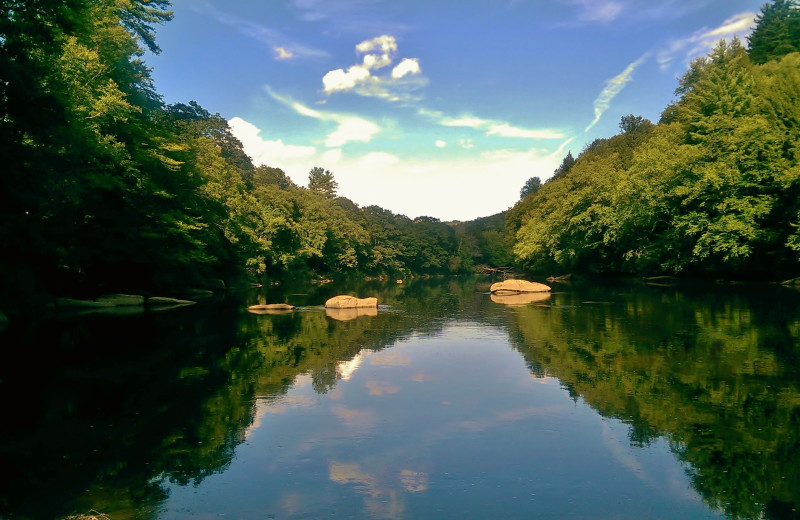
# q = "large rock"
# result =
<box><xmin>489</xmin><ymin>279</ymin><xmax>551</xmax><ymax>295</ymax></box>
<box><xmin>324</xmin><ymin>295</ymin><xmax>378</xmax><ymax>309</ymax></box>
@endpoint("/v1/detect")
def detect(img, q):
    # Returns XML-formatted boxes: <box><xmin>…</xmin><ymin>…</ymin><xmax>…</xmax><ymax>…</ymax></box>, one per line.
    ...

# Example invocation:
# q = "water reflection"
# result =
<box><xmin>0</xmin><ymin>278</ymin><xmax>799</xmax><ymax>519</ymax></box>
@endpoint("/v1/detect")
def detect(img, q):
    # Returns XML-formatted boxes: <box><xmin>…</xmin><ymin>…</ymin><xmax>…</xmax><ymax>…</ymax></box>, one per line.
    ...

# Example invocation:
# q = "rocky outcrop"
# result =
<box><xmin>489</xmin><ymin>279</ymin><xmax>551</xmax><ymax>294</ymax></box>
<box><xmin>324</xmin><ymin>295</ymin><xmax>378</xmax><ymax>309</ymax></box>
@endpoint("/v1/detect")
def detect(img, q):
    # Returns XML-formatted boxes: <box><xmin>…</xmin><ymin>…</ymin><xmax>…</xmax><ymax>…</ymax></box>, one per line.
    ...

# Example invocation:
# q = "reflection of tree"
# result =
<box><xmin>504</xmin><ymin>281</ymin><xmax>800</xmax><ymax>520</ymax></box>
<box><xmin>0</xmin><ymin>278</ymin><xmax>495</xmax><ymax>520</ymax></box>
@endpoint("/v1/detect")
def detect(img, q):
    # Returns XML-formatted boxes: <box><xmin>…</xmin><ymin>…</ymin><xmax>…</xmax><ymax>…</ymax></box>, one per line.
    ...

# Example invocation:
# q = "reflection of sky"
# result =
<box><xmin>160</xmin><ymin>321</ymin><xmax>724</xmax><ymax>520</ymax></box>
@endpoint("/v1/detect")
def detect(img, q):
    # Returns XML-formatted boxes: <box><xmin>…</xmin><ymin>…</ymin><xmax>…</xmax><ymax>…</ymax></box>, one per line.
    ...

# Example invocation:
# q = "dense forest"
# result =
<box><xmin>0</xmin><ymin>0</ymin><xmax>504</xmax><ymax>318</ymax></box>
<box><xmin>2</xmin><ymin>0</ymin><xmax>800</xmax><ymax>318</ymax></box>
<box><xmin>508</xmin><ymin>0</ymin><xmax>800</xmax><ymax>279</ymax></box>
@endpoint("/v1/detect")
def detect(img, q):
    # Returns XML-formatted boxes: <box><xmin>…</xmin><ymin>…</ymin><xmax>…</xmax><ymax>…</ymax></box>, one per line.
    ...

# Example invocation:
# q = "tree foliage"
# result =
<box><xmin>509</xmin><ymin>35</ymin><xmax>800</xmax><ymax>278</ymax></box>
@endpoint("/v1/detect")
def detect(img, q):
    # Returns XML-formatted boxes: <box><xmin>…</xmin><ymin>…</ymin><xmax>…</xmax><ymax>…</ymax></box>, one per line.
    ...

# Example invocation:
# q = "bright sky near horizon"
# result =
<box><xmin>147</xmin><ymin>0</ymin><xmax>764</xmax><ymax>222</ymax></box>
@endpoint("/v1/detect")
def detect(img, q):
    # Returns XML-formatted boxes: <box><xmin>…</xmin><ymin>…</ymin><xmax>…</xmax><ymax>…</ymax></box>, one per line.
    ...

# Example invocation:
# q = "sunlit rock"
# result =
<box><xmin>324</xmin><ymin>295</ymin><xmax>378</xmax><ymax>309</ymax></box>
<box><xmin>489</xmin><ymin>279</ymin><xmax>551</xmax><ymax>294</ymax></box>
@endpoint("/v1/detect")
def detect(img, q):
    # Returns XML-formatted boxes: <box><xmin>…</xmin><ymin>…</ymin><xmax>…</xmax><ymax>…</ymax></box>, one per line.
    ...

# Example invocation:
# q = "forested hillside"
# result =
<box><xmin>508</xmin><ymin>0</ymin><xmax>800</xmax><ymax>279</ymax></box>
<box><xmin>0</xmin><ymin>1</ymin><xmax>490</xmax><ymax>316</ymax></box>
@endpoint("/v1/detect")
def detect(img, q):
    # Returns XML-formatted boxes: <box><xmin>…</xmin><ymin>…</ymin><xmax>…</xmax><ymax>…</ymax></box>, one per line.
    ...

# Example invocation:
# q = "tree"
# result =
<box><xmin>308</xmin><ymin>167</ymin><xmax>338</xmax><ymax>199</ymax></box>
<box><xmin>520</xmin><ymin>176</ymin><xmax>542</xmax><ymax>199</ymax></box>
<box><xmin>619</xmin><ymin>114</ymin><xmax>651</xmax><ymax>134</ymax></box>
<box><xmin>747</xmin><ymin>0</ymin><xmax>800</xmax><ymax>65</ymax></box>
<box><xmin>551</xmin><ymin>151</ymin><xmax>576</xmax><ymax>180</ymax></box>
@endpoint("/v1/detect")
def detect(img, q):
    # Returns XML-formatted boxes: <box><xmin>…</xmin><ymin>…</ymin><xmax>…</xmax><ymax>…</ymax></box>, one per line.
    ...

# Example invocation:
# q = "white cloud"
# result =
<box><xmin>228</xmin><ymin>117</ymin><xmax>316</xmax><ymax>165</ymax></box>
<box><xmin>657</xmin><ymin>11</ymin><xmax>757</xmax><ymax>70</ymax></box>
<box><xmin>571</xmin><ymin>0</ymin><xmax>625</xmax><ymax>22</ymax></box>
<box><xmin>274</xmin><ymin>46</ymin><xmax>294</xmax><ymax>60</ymax></box>
<box><xmin>435</xmin><ymin>140</ymin><xmax>447</xmax><ymax>148</ymax></box>
<box><xmin>201</xmin><ymin>5</ymin><xmax>328</xmax><ymax>59</ymax></box>
<box><xmin>325</xmin><ymin>117</ymin><xmax>380</xmax><ymax>147</ymax></box>
<box><xmin>427</xmin><ymin>112</ymin><xmax>565</xmax><ymax>140</ymax></box>
<box><xmin>459</xmin><ymin>139</ymin><xmax>475</xmax><ymax>149</ymax></box>
<box><xmin>356</xmin><ymin>35</ymin><xmax>398</xmax><ymax>54</ymax></box>
<box><xmin>321</xmin><ymin>35</ymin><xmax>426</xmax><ymax>102</ymax></box>
<box><xmin>488</xmin><ymin>124</ymin><xmax>565</xmax><ymax>140</ymax></box>
<box><xmin>229</xmin><ymin>115</ymin><xmax>571</xmax><ymax>221</ymax></box>
<box><xmin>267</xmin><ymin>88</ymin><xmax>381</xmax><ymax>147</ymax></box>
<box><xmin>323</xmin><ymin>65</ymin><xmax>371</xmax><ymax>93</ymax></box>
<box><xmin>392</xmin><ymin>58</ymin><xmax>421</xmax><ymax>79</ymax></box>
<box><xmin>585</xmin><ymin>53</ymin><xmax>649</xmax><ymax>132</ymax></box>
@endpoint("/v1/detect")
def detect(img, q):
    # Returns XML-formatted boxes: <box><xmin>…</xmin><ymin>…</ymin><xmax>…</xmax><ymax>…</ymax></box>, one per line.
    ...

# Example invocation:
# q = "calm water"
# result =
<box><xmin>2</xmin><ymin>277</ymin><xmax>800</xmax><ymax>520</ymax></box>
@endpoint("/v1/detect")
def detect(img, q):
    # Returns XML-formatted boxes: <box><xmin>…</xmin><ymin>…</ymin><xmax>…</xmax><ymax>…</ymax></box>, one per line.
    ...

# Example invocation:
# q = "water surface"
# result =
<box><xmin>1</xmin><ymin>277</ymin><xmax>799</xmax><ymax>519</ymax></box>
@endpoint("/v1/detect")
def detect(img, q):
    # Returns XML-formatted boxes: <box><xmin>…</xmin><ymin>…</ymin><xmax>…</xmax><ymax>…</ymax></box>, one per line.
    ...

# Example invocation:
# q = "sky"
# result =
<box><xmin>146</xmin><ymin>0</ymin><xmax>766</xmax><ymax>222</ymax></box>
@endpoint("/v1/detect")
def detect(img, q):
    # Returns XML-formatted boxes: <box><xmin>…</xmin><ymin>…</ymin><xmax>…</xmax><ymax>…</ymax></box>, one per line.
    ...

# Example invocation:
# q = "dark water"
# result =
<box><xmin>1</xmin><ymin>277</ymin><xmax>800</xmax><ymax>520</ymax></box>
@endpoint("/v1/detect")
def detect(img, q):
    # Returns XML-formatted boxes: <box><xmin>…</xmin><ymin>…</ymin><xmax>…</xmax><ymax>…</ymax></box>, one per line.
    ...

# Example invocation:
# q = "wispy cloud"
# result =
<box><xmin>421</xmin><ymin>110</ymin><xmax>565</xmax><ymax>140</ymax></box>
<box><xmin>657</xmin><ymin>11</ymin><xmax>757</xmax><ymax>70</ymax></box>
<box><xmin>289</xmin><ymin>0</ymin><xmax>410</xmax><ymax>34</ymax></box>
<box><xmin>267</xmin><ymin>87</ymin><xmax>380</xmax><ymax>148</ymax></box>
<box><xmin>197</xmin><ymin>4</ymin><xmax>327</xmax><ymax>60</ymax></box>
<box><xmin>585</xmin><ymin>53</ymin><xmax>650</xmax><ymax>132</ymax></box>
<box><xmin>322</xmin><ymin>35</ymin><xmax>427</xmax><ymax>103</ymax></box>
<box><xmin>571</xmin><ymin>0</ymin><xmax>625</xmax><ymax>22</ymax></box>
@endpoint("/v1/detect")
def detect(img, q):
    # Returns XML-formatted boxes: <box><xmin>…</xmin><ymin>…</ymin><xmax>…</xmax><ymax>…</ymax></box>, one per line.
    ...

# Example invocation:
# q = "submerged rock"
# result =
<box><xmin>324</xmin><ymin>295</ymin><xmax>378</xmax><ymax>309</ymax></box>
<box><xmin>489</xmin><ymin>279</ymin><xmax>551</xmax><ymax>294</ymax></box>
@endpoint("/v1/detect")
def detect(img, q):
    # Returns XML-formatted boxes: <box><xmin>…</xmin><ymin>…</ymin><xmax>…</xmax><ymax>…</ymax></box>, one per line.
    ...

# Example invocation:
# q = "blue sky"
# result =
<box><xmin>147</xmin><ymin>0</ymin><xmax>764</xmax><ymax>221</ymax></box>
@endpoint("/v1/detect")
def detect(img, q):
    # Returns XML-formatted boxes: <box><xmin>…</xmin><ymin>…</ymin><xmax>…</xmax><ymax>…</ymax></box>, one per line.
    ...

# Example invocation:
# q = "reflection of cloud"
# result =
<box><xmin>602</xmin><ymin>422</ymin><xmax>646</xmax><ymax>480</ymax></box>
<box><xmin>366</xmin><ymin>380</ymin><xmax>401</xmax><ymax>396</ymax></box>
<box><xmin>337</xmin><ymin>351</ymin><xmax>372</xmax><ymax>381</ymax></box>
<box><xmin>657</xmin><ymin>12</ymin><xmax>757</xmax><ymax>70</ymax></box>
<box><xmin>412</xmin><ymin>371</ymin><xmax>436</xmax><ymax>382</ymax></box>
<box><xmin>585</xmin><ymin>53</ymin><xmax>649</xmax><ymax>132</ymax></box>
<box><xmin>332</xmin><ymin>405</ymin><xmax>377</xmax><ymax>430</ymax></box>
<box><xmin>370</xmin><ymin>351</ymin><xmax>411</xmax><ymax>366</ymax></box>
<box><xmin>329</xmin><ymin>461</ymin><xmax>407</xmax><ymax>519</ymax></box>
<box><xmin>399</xmin><ymin>470</ymin><xmax>428</xmax><ymax>492</ymax></box>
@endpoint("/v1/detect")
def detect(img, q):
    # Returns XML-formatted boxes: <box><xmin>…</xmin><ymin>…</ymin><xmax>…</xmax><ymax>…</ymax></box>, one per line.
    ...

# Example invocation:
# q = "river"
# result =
<box><xmin>1</xmin><ymin>276</ymin><xmax>799</xmax><ymax>519</ymax></box>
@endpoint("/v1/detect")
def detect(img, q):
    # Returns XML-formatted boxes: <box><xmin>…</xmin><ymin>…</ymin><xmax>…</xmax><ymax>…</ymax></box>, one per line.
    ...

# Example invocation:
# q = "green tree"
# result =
<box><xmin>520</xmin><ymin>176</ymin><xmax>541</xmax><ymax>199</ymax></box>
<box><xmin>308</xmin><ymin>167</ymin><xmax>338</xmax><ymax>199</ymax></box>
<box><xmin>747</xmin><ymin>0</ymin><xmax>800</xmax><ymax>65</ymax></box>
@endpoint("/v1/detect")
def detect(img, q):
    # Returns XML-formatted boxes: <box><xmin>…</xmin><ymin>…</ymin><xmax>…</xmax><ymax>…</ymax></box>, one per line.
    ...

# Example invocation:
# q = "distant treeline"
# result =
<box><xmin>507</xmin><ymin>0</ymin><xmax>800</xmax><ymax>279</ymax></box>
<box><xmin>0</xmin><ymin>0</ymin><xmax>506</xmax><ymax>314</ymax></box>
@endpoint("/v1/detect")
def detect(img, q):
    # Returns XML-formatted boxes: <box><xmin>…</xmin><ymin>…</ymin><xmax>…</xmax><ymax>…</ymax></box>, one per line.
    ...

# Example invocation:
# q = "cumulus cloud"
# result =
<box><xmin>322</xmin><ymin>65</ymin><xmax>371</xmax><ymax>93</ymax></box>
<box><xmin>657</xmin><ymin>11</ymin><xmax>757</xmax><ymax>70</ymax></box>
<box><xmin>585</xmin><ymin>53</ymin><xmax>650</xmax><ymax>132</ymax></box>
<box><xmin>228</xmin><ymin>117</ymin><xmax>316</xmax><ymax>166</ymax></box>
<box><xmin>435</xmin><ymin>140</ymin><xmax>447</xmax><ymax>148</ymax></box>
<box><xmin>321</xmin><ymin>35</ymin><xmax>425</xmax><ymax>101</ymax></box>
<box><xmin>392</xmin><ymin>58</ymin><xmax>421</xmax><ymax>79</ymax></box>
